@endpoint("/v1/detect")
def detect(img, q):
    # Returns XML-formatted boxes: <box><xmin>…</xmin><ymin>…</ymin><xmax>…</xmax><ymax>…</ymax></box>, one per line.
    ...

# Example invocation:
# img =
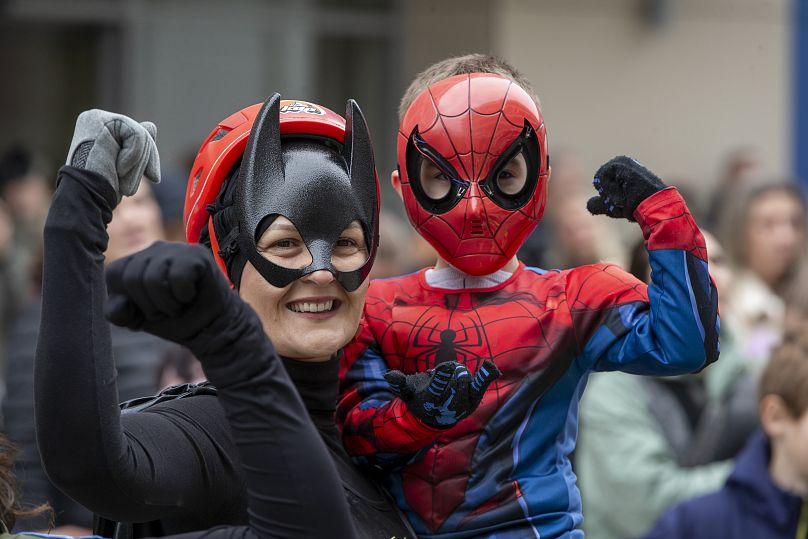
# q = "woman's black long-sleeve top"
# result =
<box><xmin>34</xmin><ymin>167</ymin><xmax>414</xmax><ymax>539</ymax></box>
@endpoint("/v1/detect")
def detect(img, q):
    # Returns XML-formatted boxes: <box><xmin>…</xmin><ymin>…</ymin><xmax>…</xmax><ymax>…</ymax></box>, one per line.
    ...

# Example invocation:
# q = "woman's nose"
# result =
<box><xmin>303</xmin><ymin>269</ymin><xmax>336</xmax><ymax>286</ymax></box>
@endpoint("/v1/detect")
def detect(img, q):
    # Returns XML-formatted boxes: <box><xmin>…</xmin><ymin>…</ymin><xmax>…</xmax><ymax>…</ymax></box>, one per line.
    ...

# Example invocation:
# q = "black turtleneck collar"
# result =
<box><xmin>280</xmin><ymin>354</ymin><xmax>339</xmax><ymax>415</ymax></box>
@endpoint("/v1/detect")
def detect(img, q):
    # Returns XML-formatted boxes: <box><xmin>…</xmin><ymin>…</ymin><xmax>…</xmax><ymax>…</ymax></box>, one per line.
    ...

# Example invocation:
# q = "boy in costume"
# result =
<box><xmin>337</xmin><ymin>54</ymin><xmax>719</xmax><ymax>539</ymax></box>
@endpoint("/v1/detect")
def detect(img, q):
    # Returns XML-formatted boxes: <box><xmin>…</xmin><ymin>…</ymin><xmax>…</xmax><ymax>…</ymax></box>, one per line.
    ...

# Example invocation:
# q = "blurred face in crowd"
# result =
<box><xmin>369</xmin><ymin>212</ymin><xmax>411</xmax><ymax>280</ymax></box>
<box><xmin>238</xmin><ymin>216</ymin><xmax>369</xmax><ymax>362</ymax></box>
<box><xmin>703</xmin><ymin>231</ymin><xmax>731</xmax><ymax>308</ymax></box>
<box><xmin>106</xmin><ymin>181</ymin><xmax>165</xmax><ymax>263</ymax></box>
<box><xmin>743</xmin><ymin>188</ymin><xmax>805</xmax><ymax>288</ymax></box>
<box><xmin>2</xmin><ymin>174</ymin><xmax>50</xmax><ymax>226</ymax></box>
<box><xmin>553</xmin><ymin>195</ymin><xmax>600</xmax><ymax>267</ymax></box>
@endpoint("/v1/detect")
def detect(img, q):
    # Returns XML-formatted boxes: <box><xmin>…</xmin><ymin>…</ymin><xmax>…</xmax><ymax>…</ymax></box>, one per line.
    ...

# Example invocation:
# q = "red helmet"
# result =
<box><xmin>184</xmin><ymin>99</ymin><xmax>349</xmax><ymax>279</ymax></box>
<box><xmin>396</xmin><ymin>73</ymin><xmax>549</xmax><ymax>275</ymax></box>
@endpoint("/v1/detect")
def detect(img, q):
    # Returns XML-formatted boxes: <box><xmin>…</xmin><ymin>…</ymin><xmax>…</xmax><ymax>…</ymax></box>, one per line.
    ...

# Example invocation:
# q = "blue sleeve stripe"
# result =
<box><xmin>681</xmin><ymin>250</ymin><xmax>706</xmax><ymax>342</ymax></box>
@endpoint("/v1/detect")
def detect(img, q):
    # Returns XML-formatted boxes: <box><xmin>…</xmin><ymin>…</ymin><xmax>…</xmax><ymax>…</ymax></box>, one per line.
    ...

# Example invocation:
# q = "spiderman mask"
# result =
<box><xmin>396</xmin><ymin>73</ymin><xmax>549</xmax><ymax>276</ymax></box>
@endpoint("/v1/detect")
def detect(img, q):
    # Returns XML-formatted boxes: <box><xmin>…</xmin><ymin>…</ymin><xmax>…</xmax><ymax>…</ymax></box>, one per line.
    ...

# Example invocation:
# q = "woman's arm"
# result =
<box><xmin>35</xmin><ymin>166</ymin><xmax>244</xmax><ymax>526</ymax></box>
<box><xmin>105</xmin><ymin>241</ymin><xmax>358</xmax><ymax>539</ymax></box>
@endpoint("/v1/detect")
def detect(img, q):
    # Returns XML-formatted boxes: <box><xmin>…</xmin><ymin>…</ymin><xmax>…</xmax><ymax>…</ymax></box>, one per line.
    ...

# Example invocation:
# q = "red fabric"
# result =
<box><xmin>396</xmin><ymin>73</ymin><xmax>549</xmax><ymax>275</ymax></box>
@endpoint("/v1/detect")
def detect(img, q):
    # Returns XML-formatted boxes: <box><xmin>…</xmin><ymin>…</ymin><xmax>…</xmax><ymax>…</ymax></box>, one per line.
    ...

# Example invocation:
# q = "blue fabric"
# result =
<box><xmin>590</xmin><ymin>249</ymin><xmax>716</xmax><ymax>375</ymax></box>
<box><xmin>641</xmin><ymin>430</ymin><xmax>804</xmax><ymax>539</ymax></box>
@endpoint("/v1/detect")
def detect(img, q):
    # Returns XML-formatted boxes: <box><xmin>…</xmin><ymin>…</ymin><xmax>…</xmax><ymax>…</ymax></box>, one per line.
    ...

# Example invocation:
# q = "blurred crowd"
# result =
<box><xmin>0</xmin><ymin>141</ymin><xmax>805</xmax><ymax>538</ymax></box>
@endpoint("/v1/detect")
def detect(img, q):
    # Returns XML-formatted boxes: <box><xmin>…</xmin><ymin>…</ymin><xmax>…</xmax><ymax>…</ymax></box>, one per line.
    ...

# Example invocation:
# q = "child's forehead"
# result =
<box><xmin>406</xmin><ymin>73</ymin><xmax>539</xmax><ymax>122</ymax></box>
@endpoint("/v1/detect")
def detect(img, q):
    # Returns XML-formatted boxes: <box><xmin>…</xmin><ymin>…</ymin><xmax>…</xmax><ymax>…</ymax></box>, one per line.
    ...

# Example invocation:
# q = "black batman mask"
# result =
<box><xmin>229</xmin><ymin>93</ymin><xmax>379</xmax><ymax>292</ymax></box>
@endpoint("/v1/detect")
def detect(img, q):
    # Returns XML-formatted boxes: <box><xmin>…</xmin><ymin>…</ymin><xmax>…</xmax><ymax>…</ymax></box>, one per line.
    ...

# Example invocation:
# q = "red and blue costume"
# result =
<box><xmin>337</xmin><ymin>73</ymin><xmax>719</xmax><ymax>538</ymax></box>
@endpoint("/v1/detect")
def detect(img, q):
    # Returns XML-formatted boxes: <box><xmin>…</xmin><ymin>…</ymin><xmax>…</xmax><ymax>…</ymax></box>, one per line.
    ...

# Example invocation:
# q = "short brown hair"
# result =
<box><xmin>399</xmin><ymin>54</ymin><xmax>540</xmax><ymax>120</ymax></box>
<box><xmin>760</xmin><ymin>325</ymin><xmax>808</xmax><ymax>418</ymax></box>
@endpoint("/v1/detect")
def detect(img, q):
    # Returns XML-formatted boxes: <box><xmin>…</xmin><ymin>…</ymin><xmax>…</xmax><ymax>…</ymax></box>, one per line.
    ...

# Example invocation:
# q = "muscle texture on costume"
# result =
<box><xmin>337</xmin><ymin>187</ymin><xmax>719</xmax><ymax>539</ymax></box>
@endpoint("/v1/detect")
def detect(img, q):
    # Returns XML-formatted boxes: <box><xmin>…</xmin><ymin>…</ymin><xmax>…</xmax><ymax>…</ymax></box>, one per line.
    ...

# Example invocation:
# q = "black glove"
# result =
<box><xmin>384</xmin><ymin>360</ymin><xmax>501</xmax><ymax>429</ymax></box>
<box><xmin>586</xmin><ymin>155</ymin><xmax>667</xmax><ymax>221</ymax></box>
<box><xmin>105</xmin><ymin>241</ymin><xmax>247</xmax><ymax>352</ymax></box>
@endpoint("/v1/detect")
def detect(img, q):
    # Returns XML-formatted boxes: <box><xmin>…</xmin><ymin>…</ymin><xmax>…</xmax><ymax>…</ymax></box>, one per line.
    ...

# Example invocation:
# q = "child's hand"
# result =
<box><xmin>384</xmin><ymin>360</ymin><xmax>500</xmax><ymax>429</ymax></box>
<box><xmin>586</xmin><ymin>155</ymin><xmax>667</xmax><ymax>221</ymax></box>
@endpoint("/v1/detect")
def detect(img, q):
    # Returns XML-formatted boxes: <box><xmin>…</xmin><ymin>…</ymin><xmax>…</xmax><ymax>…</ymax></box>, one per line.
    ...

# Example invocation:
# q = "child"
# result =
<box><xmin>337</xmin><ymin>54</ymin><xmax>719</xmax><ymax>539</ymax></box>
<box><xmin>642</xmin><ymin>329</ymin><xmax>808</xmax><ymax>539</ymax></box>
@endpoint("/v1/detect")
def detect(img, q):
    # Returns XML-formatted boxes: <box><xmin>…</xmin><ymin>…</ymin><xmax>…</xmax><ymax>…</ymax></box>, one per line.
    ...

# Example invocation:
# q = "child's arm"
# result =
<box><xmin>336</xmin><ymin>317</ymin><xmax>443</xmax><ymax>465</ymax></box>
<box><xmin>573</xmin><ymin>157</ymin><xmax>719</xmax><ymax>374</ymax></box>
<box><xmin>337</xmin><ymin>307</ymin><xmax>499</xmax><ymax>465</ymax></box>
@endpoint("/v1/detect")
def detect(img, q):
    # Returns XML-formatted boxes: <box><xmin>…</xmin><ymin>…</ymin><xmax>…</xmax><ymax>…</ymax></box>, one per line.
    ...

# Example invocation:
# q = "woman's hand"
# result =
<box><xmin>105</xmin><ymin>242</ymin><xmax>244</xmax><ymax>349</ymax></box>
<box><xmin>65</xmin><ymin>109</ymin><xmax>160</xmax><ymax>203</ymax></box>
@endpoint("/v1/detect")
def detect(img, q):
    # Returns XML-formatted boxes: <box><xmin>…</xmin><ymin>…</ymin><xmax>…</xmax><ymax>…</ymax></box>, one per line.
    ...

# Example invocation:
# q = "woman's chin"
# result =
<box><xmin>279</xmin><ymin>328</ymin><xmax>348</xmax><ymax>361</ymax></box>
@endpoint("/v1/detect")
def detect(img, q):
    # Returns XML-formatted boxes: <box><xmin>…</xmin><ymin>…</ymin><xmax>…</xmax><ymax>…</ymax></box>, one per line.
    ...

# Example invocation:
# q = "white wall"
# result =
<box><xmin>492</xmin><ymin>0</ymin><xmax>790</xmax><ymax>197</ymax></box>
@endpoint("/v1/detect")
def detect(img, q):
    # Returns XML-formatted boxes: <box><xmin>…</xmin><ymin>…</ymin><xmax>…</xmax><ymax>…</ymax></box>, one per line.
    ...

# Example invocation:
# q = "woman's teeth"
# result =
<box><xmin>288</xmin><ymin>300</ymin><xmax>335</xmax><ymax>313</ymax></box>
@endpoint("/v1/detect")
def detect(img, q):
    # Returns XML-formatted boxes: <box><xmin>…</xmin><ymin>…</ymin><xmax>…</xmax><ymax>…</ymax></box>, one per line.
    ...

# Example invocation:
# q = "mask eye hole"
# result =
<box><xmin>331</xmin><ymin>220</ymin><xmax>369</xmax><ymax>272</ymax></box>
<box><xmin>405</xmin><ymin>130</ymin><xmax>468</xmax><ymax>215</ymax></box>
<box><xmin>418</xmin><ymin>159</ymin><xmax>454</xmax><ymax>200</ymax></box>
<box><xmin>481</xmin><ymin>122</ymin><xmax>541</xmax><ymax>210</ymax></box>
<box><xmin>256</xmin><ymin>216</ymin><xmax>312</xmax><ymax>270</ymax></box>
<box><xmin>493</xmin><ymin>151</ymin><xmax>528</xmax><ymax>195</ymax></box>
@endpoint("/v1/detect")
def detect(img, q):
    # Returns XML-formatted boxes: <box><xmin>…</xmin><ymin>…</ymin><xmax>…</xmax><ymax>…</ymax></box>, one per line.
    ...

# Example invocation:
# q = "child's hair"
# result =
<box><xmin>399</xmin><ymin>54</ymin><xmax>540</xmax><ymax>121</ymax></box>
<box><xmin>0</xmin><ymin>435</ymin><xmax>52</xmax><ymax>530</ymax></box>
<box><xmin>759</xmin><ymin>323</ymin><xmax>808</xmax><ymax>418</ymax></box>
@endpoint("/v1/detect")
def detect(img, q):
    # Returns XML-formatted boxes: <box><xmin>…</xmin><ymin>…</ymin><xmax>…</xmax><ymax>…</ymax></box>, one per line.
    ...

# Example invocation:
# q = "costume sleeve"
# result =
<box><xmin>571</xmin><ymin>187</ymin><xmax>719</xmax><ymax>375</ymax></box>
<box><xmin>336</xmin><ymin>311</ymin><xmax>443</xmax><ymax>464</ymax></box>
<box><xmin>35</xmin><ymin>167</ymin><xmax>244</xmax><ymax>526</ymax></box>
<box><xmin>185</xmin><ymin>305</ymin><xmax>357</xmax><ymax>538</ymax></box>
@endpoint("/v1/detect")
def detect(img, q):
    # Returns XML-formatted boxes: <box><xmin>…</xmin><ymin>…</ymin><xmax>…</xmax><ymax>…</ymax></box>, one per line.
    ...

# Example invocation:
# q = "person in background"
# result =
<box><xmin>3</xmin><ymin>180</ymin><xmax>170</xmax><ymax>535</ymax></box>
<box><xmin>642</xmin><ymin>324</ymin><xmax>808</xmax><ymax>539</ymax></box>
<box><xmin>704</xmin><ymin>146</ymin><xmax>763</xmax><ymax>232</ymax></box>
<box><xmin>151</xmin><ymin>170</ymin><xmax>188</xmax><ymax>242</ymax></box>
<box><xmin>0</xmin><ymin>148</ymin><xmax>52</xmax><ymax>386</ymax></box>
<box><xmin>0</xmin><ymin>147</ymin><xmax>51</xmax><ymax>303</ymax></box>
<box><xmin>540</xmin><ymin>191</ymin><xmax>626</xmax><ymax>270</ymax></box>
<box><xmin>719</xmin><ymin>178</ymin><xmax>808</xmax><ymax>374</ymax></box>
<box><xmin>369</xmin><ymin>210</ymin><xmax>416</xmax><ymax>280</ymax></box>
<box><xmin>577</xmin><ymin>231</ymin><xmax>757</xmax><ymax>539</ymax></box>
<box><xmin>156</xmin><ymin>345</ymin><xmax>206</xmax><ymax>391</ymax></box>
<box><xmin>0</xmin><ymin>201</ymin><xmax>17</xmax><ymax>394</ymax></box>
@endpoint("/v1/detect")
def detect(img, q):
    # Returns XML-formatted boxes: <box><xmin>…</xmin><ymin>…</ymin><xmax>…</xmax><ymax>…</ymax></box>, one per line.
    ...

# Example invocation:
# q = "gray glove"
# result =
<box><xmin>65</xmin><ymin>109</ymin><xmax>160</xmax><ymax>202</ymax></box>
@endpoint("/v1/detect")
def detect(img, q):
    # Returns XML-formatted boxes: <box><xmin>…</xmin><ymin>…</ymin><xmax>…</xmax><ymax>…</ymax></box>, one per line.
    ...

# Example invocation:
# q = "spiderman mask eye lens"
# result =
<box><xmin>481</xmin><ymin>122</ymin><xmax>541</xmax><ymax>211</ymax></box>
<box><xmin>406</xmin><ymin>130</ymin><xmax>469</xmax><ymax>214</ymax></box>
<box><xmin>494</xmin><ymin>152</ymin><xmax>529</xmax><ymax>195</ymax></box>
<box><xmin>419</xmin><ymin>159</ymin><xmax>453</xmax><ymax>200</ymax></box>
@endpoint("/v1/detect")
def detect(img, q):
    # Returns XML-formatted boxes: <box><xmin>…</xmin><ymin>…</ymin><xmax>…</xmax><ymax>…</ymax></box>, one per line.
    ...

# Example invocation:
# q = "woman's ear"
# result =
<box><xmin>391</xmin><ymin>169</ymin><xmax>403</xmax><ymax>200</ymax></box>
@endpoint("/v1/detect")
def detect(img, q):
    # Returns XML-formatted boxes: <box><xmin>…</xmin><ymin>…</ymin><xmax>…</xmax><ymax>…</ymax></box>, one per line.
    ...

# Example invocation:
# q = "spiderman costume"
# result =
<box><xmin>337</xmin><ymin>73</ymin><xmax>719</xmax><ymax>539</ymax></box>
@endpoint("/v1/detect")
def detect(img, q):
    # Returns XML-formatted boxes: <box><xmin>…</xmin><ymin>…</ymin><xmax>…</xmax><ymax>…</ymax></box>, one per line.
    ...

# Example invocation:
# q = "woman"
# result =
<box><xmin>718</xmin><ymin>178</ymin><xmax>808</xmax><ymax>373</ymax></box>
<box><xmin>34</xmin><ymin>95</ymin><xmax>422</xmax><ymax>538</ymax></box>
